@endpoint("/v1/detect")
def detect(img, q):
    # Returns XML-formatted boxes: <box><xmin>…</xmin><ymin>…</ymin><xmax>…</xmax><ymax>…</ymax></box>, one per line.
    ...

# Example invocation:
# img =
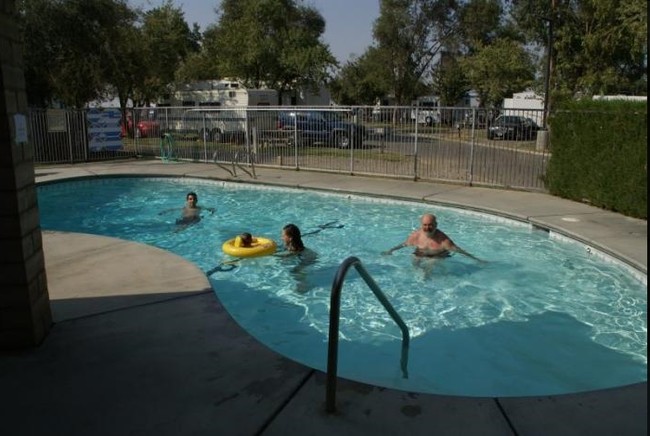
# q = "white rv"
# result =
<box><xmin>161</xmin><ymin>80</ymin><xmax>278</xmax><ymax>141</ymax></box>
<box><xmin>410</xmin><ymin>96</ymin><xmax>440</xmax><ymax>126</ymax></box>
<box><xmin>502</xmin><ymin>91</ymin><xmax>544</xmax><ymax>126</ymax></box>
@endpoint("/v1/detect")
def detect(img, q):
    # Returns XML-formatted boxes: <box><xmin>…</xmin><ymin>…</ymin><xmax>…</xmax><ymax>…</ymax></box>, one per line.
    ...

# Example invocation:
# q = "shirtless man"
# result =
<box><xmin>175</xmin><ymin>192</ymin><xmax>215</xmax><ymax>225</ymax></box>
<box><xmin>159</xmin><ymin>192</ymin><xmax>215</xmax><ymax>227</ymax></box>
<box><xmin>382</xmin><ymin>213</ymin><xmax>484</xmax><ymax>262</ymax></box>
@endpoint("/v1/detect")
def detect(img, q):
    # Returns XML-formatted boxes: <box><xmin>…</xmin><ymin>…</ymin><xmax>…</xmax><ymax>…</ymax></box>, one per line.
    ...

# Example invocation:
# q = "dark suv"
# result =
<box><xmin>277</xmin><ymin>110</ymin><xmax>366</xmax><ymax>148</ymax></box>
<box><xmin>487</xmin><ymin>115</ymin><xmax>539</xmax><ymax>140</ymax></box>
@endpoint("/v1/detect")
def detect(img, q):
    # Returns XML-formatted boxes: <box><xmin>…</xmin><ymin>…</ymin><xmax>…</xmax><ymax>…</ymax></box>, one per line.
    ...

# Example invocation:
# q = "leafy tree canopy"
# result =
<box><xmin>20</xmin><ymin>0</ymin><xmax>137</xmax><ymax>108</ymax></box>
<box><xmin>329</xmin><ymin>48</ymin><xmax>393</xmax><ymax>105</ymax></box>
<box><xmin>372</xmin><ymin>0</ymin><xmax>460</xmax><ymax>104</ymax></box>
<box><xmin>201</xmin><ymin>0</ymin><xmax>336</xmax><ymax>102</ymax></box>
<box><xmin>135</xmin><ymin>0</ymin><xmax>200</xmax><ymax>104</ymax></box>
<box><xmin>461</xmin><ymin>38</ymin><xmax>536</xmax><ymax>108</ymax></box>
<box><xmin>431</xmin><ymin>56</ymin><xmax>470</xmax><ymax>106</ymax></box>
<box><xmin>510</xmin><ymin>0</ymin><xmax>647</xmax><ymax>97</ymax></box>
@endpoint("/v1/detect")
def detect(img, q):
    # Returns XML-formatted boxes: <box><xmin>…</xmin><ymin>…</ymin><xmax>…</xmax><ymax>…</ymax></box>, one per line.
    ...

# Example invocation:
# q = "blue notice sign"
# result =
<box><xmin>87</xmin><ymin>108</ymin><xmax>123</xmax><ymax>151</ymax></box>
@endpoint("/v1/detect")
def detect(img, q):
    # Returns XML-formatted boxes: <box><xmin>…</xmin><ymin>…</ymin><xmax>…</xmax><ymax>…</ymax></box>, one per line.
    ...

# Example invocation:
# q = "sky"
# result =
<box><xmin>133</xmin><ymin>0</ymin><xmax>380</xmax><ymax>64</ymax></box>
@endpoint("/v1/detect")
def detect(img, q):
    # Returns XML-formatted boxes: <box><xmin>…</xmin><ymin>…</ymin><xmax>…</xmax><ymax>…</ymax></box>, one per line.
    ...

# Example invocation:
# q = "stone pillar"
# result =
<box><xmin>536</xmin><ymin>129</ymin><xmax>549</xmax><ymax>151</ymax></box>
<box><xmin>0</xmin><ymin>0</ymin><xmax>52</xmax><ymax>349</ymax></box>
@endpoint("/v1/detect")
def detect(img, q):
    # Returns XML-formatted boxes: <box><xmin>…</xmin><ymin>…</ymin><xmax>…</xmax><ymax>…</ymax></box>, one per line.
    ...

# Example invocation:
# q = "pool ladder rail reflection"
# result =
<box><xmin>326</xmin><ymin>256</ymin><xmax>411</xmax><ymax>414</ymax></box>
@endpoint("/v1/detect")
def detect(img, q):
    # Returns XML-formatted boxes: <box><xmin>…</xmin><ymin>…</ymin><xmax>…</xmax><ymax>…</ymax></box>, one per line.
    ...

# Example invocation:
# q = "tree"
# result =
<box><xmin>431</xmin><ymin>0</ymin><xmax>527</xmax><ymax>108</ymax></box>
<box><xmin>457</xmin><ymin>0</ymin><xmax>504</xmax><ymax>54</ymax></box>
<box><xmin>20</xmin><ymin>0</ymin><xmax>138</xmax><ymax>108</ymax></box>
<box><xmin>134</xmin><ymin>0</ymin><xmax>199</xmax><ymax>105</ymax></box>
<box><xmin>329</xmin><ymin>48</ymin><xmax>391</xmax><ymax>105</ymax></box>
<box><xmin>20</xmin><ymin>0</ymin><xmax>57</xmax><ymax>107</ymax></box>
<box><xmin>203</xmin><ymin>0</ymin><xmax>336</xmax><ymax>103</ymax></box>
<box><xmin>461</xmin><ymin>39</ymin><xmax>535</xmax><ymax>108</ymax></box>
<box><xmin>431</xmin><ymin>56</ymin><xmax>470</xmax><ymax>106</ymax></box>
<box><xmin>175</xmin><ymin>23</ymin><xmax>216</xmax><ymax>82</ymax></box>
<box><xmin>510</xmin><ymin>0</ymin><xmax>647</xmax><ymax>97</ymax></box>
<box><xmin>372</xmin><ymin>0</ymin><xmax>460</xmax><ymax>105</ymax></box>
<box><xmin>105</xmin><ymin>22</ymin><xmax>145</xmax><ymax>129</ymax></box>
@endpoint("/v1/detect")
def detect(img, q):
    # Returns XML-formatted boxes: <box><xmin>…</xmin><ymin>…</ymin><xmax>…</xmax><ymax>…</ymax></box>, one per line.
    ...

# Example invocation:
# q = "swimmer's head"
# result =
<box><xmin>239</xmin><ymin>232</ymin><xmax>253</xmax><ymax>247</ymax></box>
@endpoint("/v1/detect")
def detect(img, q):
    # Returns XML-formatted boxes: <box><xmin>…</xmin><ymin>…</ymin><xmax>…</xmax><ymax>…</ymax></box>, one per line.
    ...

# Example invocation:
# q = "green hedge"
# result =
<box><xmin>546</xmin><ymin>99</ymin><xmax>647</xmax><ymax>219</ymax></box>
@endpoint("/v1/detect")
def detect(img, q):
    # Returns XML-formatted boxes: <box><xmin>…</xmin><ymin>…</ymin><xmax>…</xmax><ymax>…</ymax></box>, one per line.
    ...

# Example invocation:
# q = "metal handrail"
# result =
<box><xmin>325</xmin><ymin>256</ymin><xmax>410</xmax><ymax>413</ymax></box>
<box><xmin>232</xmin><ymin>149</ymin><xmax>256</xmax><ymax>178</ymax></box>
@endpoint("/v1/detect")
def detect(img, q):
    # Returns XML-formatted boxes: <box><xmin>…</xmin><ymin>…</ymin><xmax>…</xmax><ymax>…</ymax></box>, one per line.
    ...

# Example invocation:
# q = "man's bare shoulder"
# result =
<box><xmin>433</xmin><ymin>230</ymin><xmax>456</xmax><ymax>248</ymax></box>
<box><xmin>406</xmin><ymin>229</ymin><xmax>421</xmax><ymax>242</ymax></box>
<box><xmin>433</xmin><ymin>229</ymin><xmax>450</xmax><ymax>239</ymax></box>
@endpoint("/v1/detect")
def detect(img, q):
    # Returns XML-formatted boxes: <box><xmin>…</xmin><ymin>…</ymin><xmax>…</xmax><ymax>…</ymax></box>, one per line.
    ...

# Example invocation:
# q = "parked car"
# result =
<box><xmin>121</xmin><ymin>108</ymin><xmax>161</xmax><ymax>138</ymax></box>
<box><xmin>487</xmin><ymin>115</ymin><xmax>539</xmax><ymax>140</ymax></box>
<box><xmin>277</xmin><ymin>110</ymin><xmax>367</xmax><ymax>148</ymax></box>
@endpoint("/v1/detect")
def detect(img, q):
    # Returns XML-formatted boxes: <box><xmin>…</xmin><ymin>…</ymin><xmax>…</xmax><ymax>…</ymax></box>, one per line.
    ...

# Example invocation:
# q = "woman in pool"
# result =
<box><xmin>280</xmin><ymin>223</ymin><xmax>305</xmax><ymax>253</ymax></box>
<box><xmin>279</xmin><ymin>223</ymin><xmax>317</xmax><ymax>293</ymax></box>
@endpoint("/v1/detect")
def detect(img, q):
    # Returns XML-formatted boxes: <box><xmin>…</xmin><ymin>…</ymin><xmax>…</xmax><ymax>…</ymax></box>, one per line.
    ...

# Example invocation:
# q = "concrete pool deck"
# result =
<box><xmin>1</xmin><ymin>159</ymin><xmax>646</xmax><ymax>435</ymax></box>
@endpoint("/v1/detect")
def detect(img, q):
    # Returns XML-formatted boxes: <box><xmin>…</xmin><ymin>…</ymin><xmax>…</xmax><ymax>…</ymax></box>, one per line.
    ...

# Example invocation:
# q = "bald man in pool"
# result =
<box><xmin>382</xmin><ymin>213</ymin><xmax>485</xmax><ymax>263</ymax></box>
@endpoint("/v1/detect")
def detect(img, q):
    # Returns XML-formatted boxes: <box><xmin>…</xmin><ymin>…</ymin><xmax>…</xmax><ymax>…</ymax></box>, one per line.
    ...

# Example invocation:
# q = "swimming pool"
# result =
<box><xmin>37</xmin><ymin>177</ymin><xmax>647</xmax><ymax>397</ymax></box>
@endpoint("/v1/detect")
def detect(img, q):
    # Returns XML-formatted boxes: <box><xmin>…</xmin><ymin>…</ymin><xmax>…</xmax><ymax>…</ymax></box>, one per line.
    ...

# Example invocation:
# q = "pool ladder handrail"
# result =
<box><xmin>326</xmin><ymin>256</ymin><xmax>410</xmax><ymax>413</ymax></box>
<box><xmin>232</xmin><ymin>149</ymin><xmax>257</xmax><ymax>179</ymax></box>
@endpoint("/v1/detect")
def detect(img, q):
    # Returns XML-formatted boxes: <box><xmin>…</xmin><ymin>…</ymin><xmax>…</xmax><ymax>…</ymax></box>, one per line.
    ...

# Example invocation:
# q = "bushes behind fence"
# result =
<box><xmin>546</xmin><ymin>99</ymin><xmax>647</xmax><ymax>219</ymax></box>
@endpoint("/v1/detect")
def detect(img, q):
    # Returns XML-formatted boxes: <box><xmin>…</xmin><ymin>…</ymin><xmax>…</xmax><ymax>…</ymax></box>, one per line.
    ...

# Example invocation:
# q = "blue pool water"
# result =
<box><xmin>37</xmin><ymin>177</ymin><xmax>647</xmax><ymax>397</ymax></box>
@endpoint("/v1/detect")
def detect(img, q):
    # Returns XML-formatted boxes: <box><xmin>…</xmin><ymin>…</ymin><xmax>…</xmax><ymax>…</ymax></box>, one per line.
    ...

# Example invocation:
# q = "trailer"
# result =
<box><xmin>160</xmin><ymin>80</ymin><xmax>278</xmax><ymax>142</ymax></box>
<box><xmin>410</xmin><ymin>96</ymin><xmax>441</xmax><ymax>126</ymax></box>
<box><xmin>502</xmin><ymin>91</ymin><xmax>544</xmax><ymax>127</ymax></box>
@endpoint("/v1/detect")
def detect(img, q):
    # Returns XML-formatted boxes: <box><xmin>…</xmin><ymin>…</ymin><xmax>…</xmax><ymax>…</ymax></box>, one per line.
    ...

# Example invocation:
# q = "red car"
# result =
<box><xmin>120</xmin><ymin>109</ymin><xmax>161</xmax><ymax>138</ymax></box>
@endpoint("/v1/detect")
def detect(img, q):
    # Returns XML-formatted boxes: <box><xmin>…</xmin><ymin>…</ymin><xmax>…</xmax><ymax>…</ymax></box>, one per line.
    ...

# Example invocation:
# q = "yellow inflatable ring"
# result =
<box><xmin>222</xmin><ymin>236</ymin><xmax>277</xmax><ymax>258</ymax></box>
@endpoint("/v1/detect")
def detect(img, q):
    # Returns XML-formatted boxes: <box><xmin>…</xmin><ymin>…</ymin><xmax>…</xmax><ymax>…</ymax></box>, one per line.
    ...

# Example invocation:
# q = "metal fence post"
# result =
<box><xmin>66</xmin><ymin>112</ymin><xmax>74</xmax><ymax>163</ymax></box>
<box><xmin>293</xmin><ymin>121</ymin><xmax>299</xmax><ymax>169</ymax></box>
<box><xmin>468</xmin><ymin>108</ymin><xmax>476</xmax><ymax>185</ymax></box>
<box><xmin>81</xmin><ymin>110</ymin><xmax>89</xmax><ymax>162</ymax></box>
<box><xmin>413</xmin><ymin>107</ymin><xmax>419</xmax><ymax>180</ymax></box>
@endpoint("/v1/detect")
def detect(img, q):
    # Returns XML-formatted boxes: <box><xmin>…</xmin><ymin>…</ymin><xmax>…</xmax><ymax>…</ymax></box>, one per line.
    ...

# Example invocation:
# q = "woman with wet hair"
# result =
<box><xmin>279</xmin><ymin>223</ymin><xmax>316</xmax><ymax>293</ymax></box>
<box><xmin>281</xmin><ymin>223</ymin><xmax>305</xmax><ymax>253</ymax></box>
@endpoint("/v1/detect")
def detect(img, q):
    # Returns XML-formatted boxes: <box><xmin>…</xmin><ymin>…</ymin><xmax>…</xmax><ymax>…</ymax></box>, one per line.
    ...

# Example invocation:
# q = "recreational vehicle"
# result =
<box><xmin>160</xmin><ymin>80</ymin><xmax>278</xmax><ymax>141</ymax></box>
<box><xmin>410</xmin><ymin>96</ymin><xmax>440</xmax><ymax>126</ymax></box>
<box><xmin>502</xmin><ymin>91</ymin><xmax>544</xmax><ymax>127</ymax></box>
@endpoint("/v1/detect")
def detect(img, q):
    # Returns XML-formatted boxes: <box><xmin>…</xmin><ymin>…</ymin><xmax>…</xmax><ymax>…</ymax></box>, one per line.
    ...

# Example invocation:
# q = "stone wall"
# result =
<box><xmin>0</xmin><ymin>0</ymin><xmax>52</xmax><ymax>349</ymax></box>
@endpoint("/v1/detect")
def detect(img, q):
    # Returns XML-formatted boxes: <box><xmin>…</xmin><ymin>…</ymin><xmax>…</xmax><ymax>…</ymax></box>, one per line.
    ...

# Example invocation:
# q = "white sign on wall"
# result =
<box><xmin>47</xmin><ymin>109</ymin><xmax>67</xmax><ymax>132</ymax></box>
